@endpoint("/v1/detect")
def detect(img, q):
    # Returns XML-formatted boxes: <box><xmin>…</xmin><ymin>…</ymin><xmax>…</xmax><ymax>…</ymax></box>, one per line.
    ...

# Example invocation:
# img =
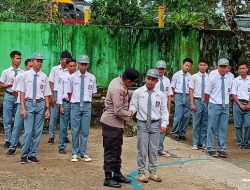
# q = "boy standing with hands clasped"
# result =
<box><xmin>130</xmin><ymin>69</ymin><xmax>169</xmax><ymax>183</ymax></box>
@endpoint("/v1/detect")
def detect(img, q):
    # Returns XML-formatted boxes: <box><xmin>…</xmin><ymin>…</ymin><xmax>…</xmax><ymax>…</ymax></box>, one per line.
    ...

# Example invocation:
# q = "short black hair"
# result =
<box><xmin>237</xmin><ymin>61</ymin><xmax>248</xmax><ymax>69</ymax></box>
<box><xmin>10</xmin><ymin>51</ymin><xmax>21</xmax><ymax>58</ymax></box>
<box><xmin>24</xmin><ymin>59</ymin><xmax>32</xmax><ymax>66</ymax></box>
<box><xmin>122</xmin><ymin>68</ymin><xmax>139</xmax><ymax>81</ymax></box>
<box><xmin>66</xmin><ymin>58</ymin><xmax>76</xmax><ymax>64</ymax></box>
<box><xmin>61</xmin><ymin>51</ymin><xmax>72</xmax><ymax>59</ymax></box>
<box><xmin>199</xmin><ymin>58</ymin><xmax>208</xmax><ymax>64</ymax></box>
<box><xmin>183</xmin><ymin>57</ymin><xmax>193</xmax><ymax>65</ymax></box>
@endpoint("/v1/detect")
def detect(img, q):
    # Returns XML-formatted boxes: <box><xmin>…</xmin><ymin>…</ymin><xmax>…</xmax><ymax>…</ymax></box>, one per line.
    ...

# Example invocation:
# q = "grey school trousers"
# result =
<box><xmin>137</xmin><ymin>120</ymin><xmax>160</xmax><ymax>172</ymax></box>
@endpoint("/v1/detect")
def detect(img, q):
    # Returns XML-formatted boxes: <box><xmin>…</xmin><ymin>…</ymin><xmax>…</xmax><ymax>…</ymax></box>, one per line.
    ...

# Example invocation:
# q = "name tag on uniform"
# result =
<box><xmin>155</xmin><ymin>101</ymin><xmax>160</xmax><ymax>107</ymax></box>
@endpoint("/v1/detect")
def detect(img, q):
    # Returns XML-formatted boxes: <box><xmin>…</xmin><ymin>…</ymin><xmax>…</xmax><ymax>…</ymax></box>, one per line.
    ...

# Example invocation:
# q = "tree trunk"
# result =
<box><xmin>246</xmin><ymin>0</ymin><xmax>250</xmax><ymax>8</ymax></box>
<box><xmin>222</xmin><ymin>0</ymin><xmax>250</xmax><ymax>64</ymax></box>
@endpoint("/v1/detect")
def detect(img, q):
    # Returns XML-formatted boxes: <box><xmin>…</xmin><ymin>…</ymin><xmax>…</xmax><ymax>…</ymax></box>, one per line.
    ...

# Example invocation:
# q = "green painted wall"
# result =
<box><xmin>0</xmin><ymin>22</ymin><xmax>200</xmax><ymax>87</ymax></box>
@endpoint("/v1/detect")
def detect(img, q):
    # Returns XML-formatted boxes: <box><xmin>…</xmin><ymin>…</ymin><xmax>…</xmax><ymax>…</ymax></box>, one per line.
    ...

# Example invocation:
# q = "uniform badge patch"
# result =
<box><xmin>155</xmin><ymin>101</ymin><xmax>160</xmax><ymax>107</ymax></box>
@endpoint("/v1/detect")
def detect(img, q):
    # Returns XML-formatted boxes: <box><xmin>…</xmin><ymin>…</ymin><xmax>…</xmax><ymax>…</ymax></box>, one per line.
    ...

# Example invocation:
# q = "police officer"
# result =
<box><xmin>48</xmin><ymin>51</ymin><xmax>72</xmax><ymax>144</ymax></box>
<box><xmin>68</xmin><ymin>55</ymin><xmax>97</xmax><ymax>162</ymax></box>
<box><xmin>231</xmin><ymin>62</ymin><xmax>250</xmax><ymax>149</ymax></box>
<box><xmin>171</xmin><ymin>58</ymin><xmax>193</xmax><ymax>140</ymax></box>
<box><xmin>154</xmin><ymin>60</ymin><xmax>173</xmax><ymax>156</ymax></box>
<box><xmin>7</xmin><ymin>59</ymin><xmax>33</xmax><ymax>156</ymax></box>
<box><xmin>100</xmin><ymin>68</ymin><xmax>139</xmax><ymax>188</ymax></box>
<box><xmin>189</xmin><ymin>58</ymin><xmax>208</xmax><ymax>150</ymax></box>
<box><xmin>205</xmin><ymin>58</ymin><xmax>233</xmax><ymax>158</ymax></box>
<box><xmin>130</xmin><ymin>69</ymin><xmax>169</xmax><ymax>183</ymax></box>
<box><xmin>57</xmin><ymin>58</ymin><xmax>76</xmax><ymax>154</ymax></box>
<box><xmin>0</xmin><ymin>51</ymin><xmax>24</xmax><ymax>148</ymax></box>
<box><xmin>17</xmin><ymin>53</ymin><xmax>51</xmax><ymax>164</ymax></box>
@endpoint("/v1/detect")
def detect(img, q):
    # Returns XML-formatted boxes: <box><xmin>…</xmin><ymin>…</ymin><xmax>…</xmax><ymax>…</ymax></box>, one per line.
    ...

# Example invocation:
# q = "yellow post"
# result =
<box><xmin>158</xmin><ymin>6</ymin><xmax>165</xmax><ymax>28</ymax></box>
<box><xmin>84</xmin><ymin>6</ymin><xmax>91</xmax><ymax>25</ymax></box>
<box><xmin>53</xmin><ymin>2</ymin><xmax>58</xmax><ymax>14</ymax></box>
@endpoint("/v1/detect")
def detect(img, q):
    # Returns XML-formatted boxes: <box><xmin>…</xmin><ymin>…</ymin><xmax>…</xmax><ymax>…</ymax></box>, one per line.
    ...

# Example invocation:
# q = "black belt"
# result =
<box><xmin>176</xmin><ymin>93</ymin><xmax>188</xmax><ymax>95</ymax></box>
<box><xmin>25</xmin><ymin>98</ymin><xmax>44</xmax><ymax>103</ymax></box>
<box><xmin>63</xmin><ymin>99</ymin><xmax>70</xmax><ymax>103</ymax></box>
<box><xmin>239</xmin><ymin>99</ymin><xmax>249</xmax><ymax>105</ymax></box>
<box><xmin>194</xmin><ymin>97</ymin><xmax>201</xmax><ymax>100</ymax></box>
<box><xmin>138</xmin><ymin>120</ymin><xmax>159</xmax><ymax>124</ymax></box>
<box><xmin>6</xmin><ymin>91</ymin><xmax>13</xmax><ymax>95</ymax></box>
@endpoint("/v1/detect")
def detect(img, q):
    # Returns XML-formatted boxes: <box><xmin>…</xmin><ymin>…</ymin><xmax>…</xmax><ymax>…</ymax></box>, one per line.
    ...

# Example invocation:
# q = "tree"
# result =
<box><xmin>222</xmin><ymin>0</ymin><xmax>250</xmax><ymax>63</ymax></box>
<box><xmin>0</xmin><ymin>0</ymin><xmax>59</xmax><ymax>22</ymax></box>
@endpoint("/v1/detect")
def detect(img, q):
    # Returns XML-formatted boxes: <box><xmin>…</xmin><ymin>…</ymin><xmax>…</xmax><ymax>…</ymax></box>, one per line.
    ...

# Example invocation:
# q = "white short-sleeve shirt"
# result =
<box><xmin>155</xmin><ymin>75</ymin><xmax>173</xmax><ymax>98</ymax></box>
<box><xmin>12</xmin><ymin>73</ymin><xmax>26</xmax><ymax>103</ymax></box>
<box><xmin>16</xmin><ymin>69</ymin><xmax>52</xmax><ymax>99</ymax></box>
<box><xmin>129</xmin><ymin>85</ymin><xmax>169</xmax><ymax>127</ymax></box>
<box><xmin>48</xmin><ymin>65</ymin><xmax>68</xmax><ymax>91</ymax></box>
<box><xmin>0</xmin><ymin>66</ymin><xmax>24</xmax><ymax>92</ymax></box>
<box><xmin>68</xmin><ymin>70</ymin><xmax>97</xmax><ymax>103</ymax></box>
<box><xmin>57</xmin><ymin>70</ymin><xmax>72</xmax><ymax>104</ymax></box>
<box><xmin>231</xmin><ymin>76</ymin><xmax>250</xmax><ymax>101</ymax></box>
<box><xmin>205</xmin><ymin>71</ymin><xmax>233</xmax><ymax>104</ymax></box>
<box><xmin>189</xmin><ymin>71</ymin><xmax>208</xmax><ymax>98</ymax></box>
<box><xmin>171</xmin><ymin>70</ymin><xmax>191</xmax><ymax>94</ymax></box>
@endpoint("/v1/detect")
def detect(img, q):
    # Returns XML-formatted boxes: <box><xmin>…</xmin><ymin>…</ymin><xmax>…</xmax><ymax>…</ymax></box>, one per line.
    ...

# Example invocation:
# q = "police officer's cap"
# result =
<box><xmin>156</xmin><ymin>60</ymin><xmax>167</xmax><ymax>69</ymax></box>
<box><xmin>61</xmin><ymin>51</ymin><xmax>72</xmax><ymax>59</ymax></box>
<box><xmin>146</xmin><ymin>69</ymin><xmax>160</xmax><ymax>78</ymax></box>
<box><xmin>217</xmin><ymin>58</ymin><xmax>229</xmax><ymax>66</ymax></box>
<box><xmin>122</xmin><ymin>68</ymin><xmax>139</xmax><ymax>81</ymax></box>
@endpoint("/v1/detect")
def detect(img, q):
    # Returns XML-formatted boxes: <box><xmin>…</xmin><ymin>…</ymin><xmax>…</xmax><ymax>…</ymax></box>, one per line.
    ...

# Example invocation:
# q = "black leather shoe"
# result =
<box><xmin>103</xmin><ymin>178</ymin><xmax>121</xmax><ymax>188</ymax></box>
<box><xmin>65</xmin><ymin>137</ymin><xmax>71</xmax><ymax>144</ymax></box>
<box><xmin>113</xmin><ymin>173</ymin><xmax>131</xmax><ymax>184</ymax></box>
<box><xmin>48</xmin><ymin>138</ymin><xmax>54</xmax><ymax>144</ymax></box>
<box><xmin>4</xmin><ymin>141</ymin><xmax>11</xmax><ymax>148</ymax></box>
<box><xmin>17</xmin><ymin>142</ymin><xmax>22</xmax><ymax>148</ymax></box>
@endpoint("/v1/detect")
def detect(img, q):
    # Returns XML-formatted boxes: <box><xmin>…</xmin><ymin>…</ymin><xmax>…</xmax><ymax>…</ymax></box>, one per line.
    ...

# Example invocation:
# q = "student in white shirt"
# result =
<box><xmin>0</xmin><ymin>51</ymin><xmax>24</xmax><ymax>148</ymax></box>
<box><xmin>130</xmin><ymin>69</ymin><xmax>169</xmax><ymax>183</ymax></box>
<box><xmin>189</xmin><ymin>58</ymin><xmax>208</xmax><ymax>150</ymax></box>
<box><xmin>205</xmin><ymin>58</ymin><xmax>233</xmax><ymax>158</ymax></box>
<box><xmin>48</xmin><ymin>51</ymin><xmax>72</xmax><ymax>144</ymax></box>
<box><xmin>171</xmin><ymin>58</ymin><xmax>193</xmax><ymax>141</ymax></box>
<box><xmin>68</xmin><ymin>55</ymin><xmax>97</xmax><ymax>162</ymax></box>
<box><xmin>17</xmin><ymin>53</ymin><xmax>51</xmax><ymax>164</ymax></box>
<box><xmin>7</xmin><ymin>59</ymin><xmax>33</xmax><ymax>156</ymax></box>
<box><xmin>231</xmin><ymin>62</ymin><xmax>250</xmax><ymax>149</ymax></box>
<box><xmin>154</xmin><ymin>60</ymin><xmax>173</xmax><ymax>156</ymax></box>
<box><xmin>57</xmin><ymin>58</ymin><xmax>76</xmax><ymax>154</ymax></box>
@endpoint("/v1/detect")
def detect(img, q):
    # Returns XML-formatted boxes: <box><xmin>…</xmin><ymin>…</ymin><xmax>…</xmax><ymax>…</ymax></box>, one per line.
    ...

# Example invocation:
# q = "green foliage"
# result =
<box><xmin>92</xmin><ymin>0</ymin><xmax>143</xmax><ymax>26</ymax></box>
<box><xmin>91</xmin><ymin>0</ymin><xmax>226</xmax><ymax>29</ymax></box>
<box><xmin>0</xmin><ymin>0</ymin><xmax>50</xmax><ymax>22</ymax></box>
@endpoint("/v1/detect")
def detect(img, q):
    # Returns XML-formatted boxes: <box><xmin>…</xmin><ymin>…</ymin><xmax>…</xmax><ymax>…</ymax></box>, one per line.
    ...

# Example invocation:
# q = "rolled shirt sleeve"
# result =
<box><xmin>48</xmin><ymin>67</ymin><xmax>56</xmax><ymax>83</ymax></box>
<box><xmin>231</xmin><ymin>79</ymin><xmax>237</xmax><ymax>96</ymax></box>
<box><xmin>160</xmin><ymin>93</ymin><xmax>169</xmax><ymax>128</ymax></box>
<box><xmin>44</xmin><ymin>77</ymin><xmax>52</xmax><ymax>97</ymax></box>
<box><xmin>129</xmin><ymin>89</ymin><xmax>139</xmax><ymax>114</ymax></box>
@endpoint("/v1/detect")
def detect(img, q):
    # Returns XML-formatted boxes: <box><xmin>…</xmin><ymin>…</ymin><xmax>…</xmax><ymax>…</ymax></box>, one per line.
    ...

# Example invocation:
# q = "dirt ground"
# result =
<box><xmin>0</xmin><ymin>124</ymin><xmax>250</xmax><ymax>190</ymax></box>
<box><xmin>183</xmin><ymin>123</ymin><xmax>250</xmax><ymax>172</ymax></box>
